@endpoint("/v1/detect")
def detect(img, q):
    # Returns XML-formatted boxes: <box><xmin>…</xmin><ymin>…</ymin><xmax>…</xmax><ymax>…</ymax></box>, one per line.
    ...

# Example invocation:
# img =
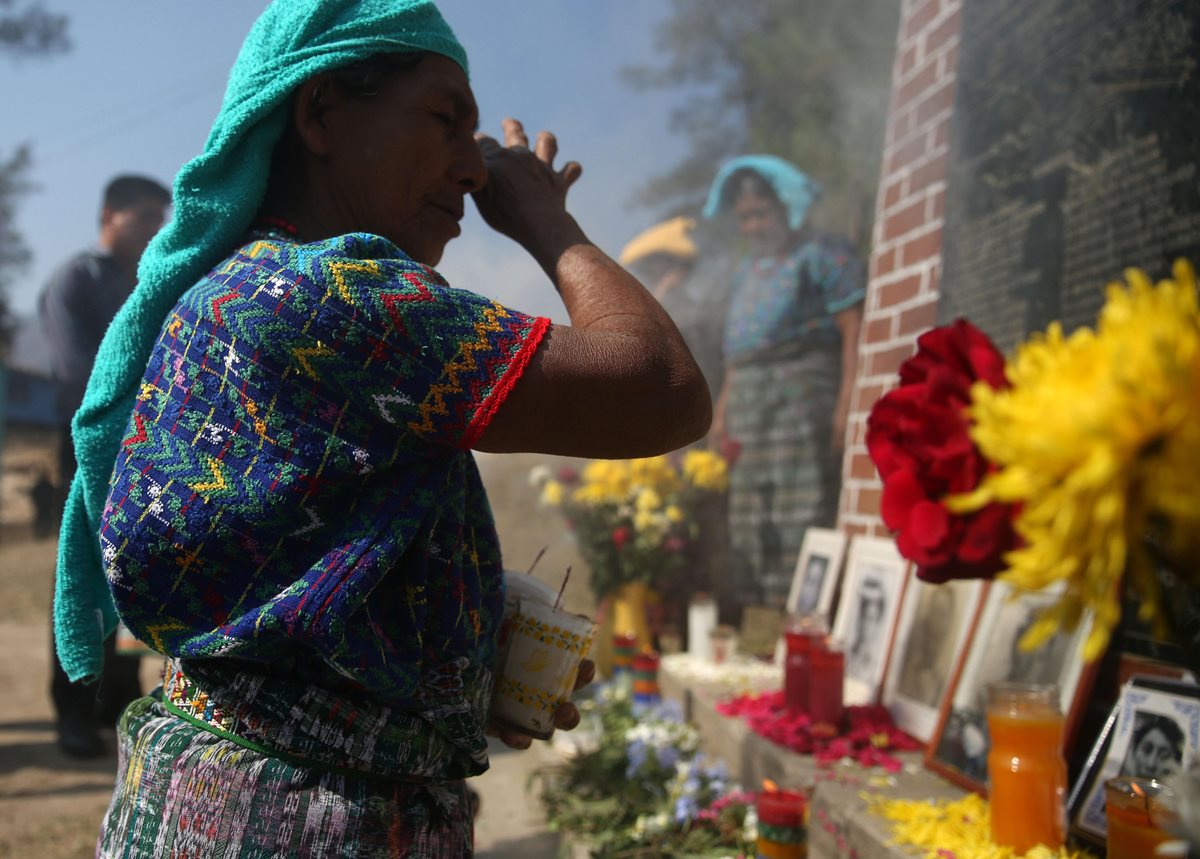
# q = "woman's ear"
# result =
<box><xmin>292</xmin><ymin>75</ymin><xmax>336</xmax><ymax>157</ymax></box>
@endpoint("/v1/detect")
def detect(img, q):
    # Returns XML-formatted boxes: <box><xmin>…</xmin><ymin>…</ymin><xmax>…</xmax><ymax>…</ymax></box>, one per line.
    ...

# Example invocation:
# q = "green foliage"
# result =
<box><xmin>623</xmin><ymin>0</ymin><xmax>901</xmax><ymax>247</ymax></box>
<box><xmin>0</xmin><ymin>146</ymin><xmax>33</xmax><ymax>354</ymax></box>
<box><xmin>535</xmin><ymin>688</ymin><xmax>753</xmax><ymax>858</ymax></box>
<box><xmin>0</xmin><ymin>0</ymin><xmax>69</xmax><ymax>57</ymax></box>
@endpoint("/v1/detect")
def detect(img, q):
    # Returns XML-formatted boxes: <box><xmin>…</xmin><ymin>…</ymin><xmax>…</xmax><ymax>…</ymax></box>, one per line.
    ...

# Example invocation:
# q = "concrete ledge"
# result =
<box><xmin>660</xmin><ymin>656</ymin><xmax>969</xmax><ymax>859</ymax></box>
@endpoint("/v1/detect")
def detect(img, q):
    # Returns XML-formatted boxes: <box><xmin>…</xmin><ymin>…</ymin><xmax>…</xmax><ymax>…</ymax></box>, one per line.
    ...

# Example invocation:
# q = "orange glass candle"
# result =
<box><xmin>985</xmin><ymin>682</ymin><xmax>1066</xmax><ymax>853</ymax></box>
<box><xmin>1104</xmin><ymin>777</ymin><xmax>1177</xmax><ymax>859</ymax></box>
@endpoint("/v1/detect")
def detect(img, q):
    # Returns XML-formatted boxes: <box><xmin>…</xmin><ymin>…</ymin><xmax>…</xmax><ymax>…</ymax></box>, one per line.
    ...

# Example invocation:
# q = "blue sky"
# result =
<box><xmin>4</xmin><ymin>1</ymin><xmax>689</xmax><ymax>335</ymax></box>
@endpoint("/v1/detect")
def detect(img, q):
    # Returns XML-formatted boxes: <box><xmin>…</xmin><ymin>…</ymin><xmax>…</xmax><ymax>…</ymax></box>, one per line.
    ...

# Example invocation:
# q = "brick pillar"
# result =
<box><xmin>838</xmin><ymin>0</ymin><xmax>963</xmax><ymax>537</ymax></box>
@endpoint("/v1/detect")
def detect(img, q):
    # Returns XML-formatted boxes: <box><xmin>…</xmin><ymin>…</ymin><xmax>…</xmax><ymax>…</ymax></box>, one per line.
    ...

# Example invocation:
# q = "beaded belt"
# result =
<box><xmin>162</xmin><ymin>660</ymin><xmax>257</xmax><ymax>741</ymax></box>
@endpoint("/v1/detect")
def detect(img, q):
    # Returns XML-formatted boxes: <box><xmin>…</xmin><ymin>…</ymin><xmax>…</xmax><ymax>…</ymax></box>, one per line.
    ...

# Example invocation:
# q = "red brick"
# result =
<box><xmin>882</xmin><ymin>177</ymin><xmax>906</xmax><ymax>210</ymax></box>
<box><xmin>898</xmin><ymin>300</ymin><xmax>940</xmax><ymax>336</ymax></box>
<box><xmin>886</xmin><ymin>132</ymin><xmax>932</xmax><ymax>175</ymax></box>
<box><xmin>900</xmin><ymin>227</ymin><xmax>943</xmax><ymax>267</ymax></box>
<box><xmin>924</xmin><ymin>7</ymin><xmax>962</xmax><ymax>54</ymax></box>
<box><xmin>941</xmin><ymin>43</ymin><xmax>960</xmax><ymax>78</ymax></box>
<box><xmin>857</xmin><ymin>487</ymin><xmax>883</xmax><ymax>518</ymax></box>
<box><xmin>902</xmin><ymin>0</ymin><xmax>941</xmax><ymax>42</ymax></box>
<box><xmin>915</xmin><ymin>80</ymin><xmax>956</xmax><ymax>127</ymax></box>
<box><xmin>931</xmin><ymin>116</ymin><xmax>951</xmax><ymax>149</ymax></box>
<box><xmin>870</xmin><ymin>247</ymin><xmax>898</xmax><ymax>280</ymax></box>
<box><xmin>898</xmin><ymin>44</ymin><xmax>919</xmax><ymax>77</ymax></box>
<box><xmin>854</xmin><ymin>382</ymin><xmax>886</xmax><ymax>413</ymax></box>
<box><xmin>896</xmin><ymin>58</ymin><xmax>940</xmax><ymax>110</ymax></box>
<box><xmin>864</xmin><ymin>315</ymin><xmax>894</xmax><ymax>345</ymax></box>
<box><xmin>929</xmin><ymin>189</ymin><xmax>946</xmax><ymax>220</ymax></box>
<box><xmin>867</xmin><ymin>343</ymin><xmax>916</xmax><ymax>377</ymax></box>
<box><xmin>888</xmin><ymin>106</ymin><xmax>917</xmax><ymax>150</ymax></box>
<box><xmin>909</xmin><ymin>152</ymin><xmax>949</xmax><ymax>194</ymax></box>
<box><xmin>882</xmin><ymin>197</ymin><xmax>928</xmax><ymax>242</ymax></box>
<box><xmin>850</xmin><ymin>453</ymin><xmax>880</xmax><ymax>481</ymax></box>
<box><xmin>844</xmin><ymin>522</ymin><xmax>869</xmax><ymax>540</ymax></box>
<box><xmin>878</xmin><ymin>273</ymin><xmax>922</xmax><ymax>308</ymax></box>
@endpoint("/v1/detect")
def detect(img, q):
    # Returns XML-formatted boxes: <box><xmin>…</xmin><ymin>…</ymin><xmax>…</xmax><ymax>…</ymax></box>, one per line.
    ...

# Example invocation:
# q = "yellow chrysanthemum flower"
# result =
<box><xmin>635</xmin><ymin>488</ymin><xmax>663</xmax><ymax>513</ymax></box>
<box><xmin>948</xmin><ymin>260</ymin><xmax>1200</xmax><ymax>661</ymax></box>
<box><xmin>540</xmin><ymin>480</ymin><xmax>564</xmax><ymax>507</ymax></box>
<box><xmin>580</xmin><ymin>460</ymin><xmax>631</xmax><ymax>497</ymax></box>
<box><xmin>665</xmin><ymin>505</ymin><xmax>684</xmax><ymax>523</ymax></box>
<box><xmin>628</xmin><ymin>456</ymin><xmax>682</xmax><ymax>494</ymax></box>
<box><xmin>682</xmin><ymin>449</ymin><xmax>729</xmax><ymax>492</ymax></box>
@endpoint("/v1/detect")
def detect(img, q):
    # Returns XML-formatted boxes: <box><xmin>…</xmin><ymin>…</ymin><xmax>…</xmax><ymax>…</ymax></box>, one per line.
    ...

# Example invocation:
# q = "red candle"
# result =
<box><xmin>756</xmin><ymin>787</ymin><xmax>808</xmax><ymax>859</ymax></box>
<box><xmin>783</xmin><ymin>624</ymin><xmax>826</xmax><ymax>715</ymax></box>
<box><xmin>807</xmin><ymin>646</ymin><xmax>844</xmax><ymax>728</ymax></box>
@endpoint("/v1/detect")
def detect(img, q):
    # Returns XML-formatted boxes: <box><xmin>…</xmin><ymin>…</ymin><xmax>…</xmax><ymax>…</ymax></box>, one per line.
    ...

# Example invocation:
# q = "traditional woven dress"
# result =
<box><xmin>95</xmin><ymin>230</ymin><xmax>548</xmax><ymax>857</ymax></box>
<box><xmin>723</xmin><ymin>236</ymin><xmax>865</xmax><ymax>609</ymax></box>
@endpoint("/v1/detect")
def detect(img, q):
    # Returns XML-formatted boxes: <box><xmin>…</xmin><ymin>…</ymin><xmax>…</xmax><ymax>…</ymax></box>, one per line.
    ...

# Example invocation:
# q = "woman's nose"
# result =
<box><xmin>455</xmin><ymin>138</ymin><xmax>488</xmax><ymax>193</ymax></box>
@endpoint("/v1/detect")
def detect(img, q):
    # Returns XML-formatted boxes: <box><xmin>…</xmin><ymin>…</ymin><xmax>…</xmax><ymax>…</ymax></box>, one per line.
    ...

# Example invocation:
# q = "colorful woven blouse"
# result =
<box><xmin>723</xmin><ymin>235</ymin><xmax>865</xmax><ymax>363</ymax></box>
<box><xmin>100</xmin><ymin>230</ymin><xmax>548</xmax><ymax>778</ymax></box>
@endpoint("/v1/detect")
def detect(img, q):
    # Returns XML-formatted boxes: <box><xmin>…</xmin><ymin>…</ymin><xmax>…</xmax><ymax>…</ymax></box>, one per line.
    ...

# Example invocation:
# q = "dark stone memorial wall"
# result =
<box><xmin>939</xmin><ymin>0</ymin><xmax>1200</xmax><ymax>353</ymax></box>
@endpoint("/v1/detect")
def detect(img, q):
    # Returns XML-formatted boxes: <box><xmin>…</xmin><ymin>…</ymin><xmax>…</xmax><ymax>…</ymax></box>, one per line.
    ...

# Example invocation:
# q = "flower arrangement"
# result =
<box><xmin>867</xmin><ymin>260</ymin><xmax>1200</xmax><ymax>662</ymax></box>
<box><xmin>532</xmin><ymin>451</ymin><xmax>730</xmax><ymax>599</ymax></box>
<box><xmin>535</xmin><ymin>683</ymin><xmax>755</xmax><ymax>858</ymax></box>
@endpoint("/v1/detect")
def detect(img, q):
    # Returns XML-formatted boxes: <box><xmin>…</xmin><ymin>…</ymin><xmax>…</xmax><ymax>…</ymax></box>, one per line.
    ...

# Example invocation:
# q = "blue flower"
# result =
<box><xmin>674</xmin><ymin>795</ymin><xmax>699</xmax><ymax>824</ymax></box>
<box><xmin>655</xmin><ymin>743</ymin><xmax>681</xmax><ymax>770</ymax></box>
<box><xmin>626</xmin><ymin>738</ymin><xmax>647</xmax><ymax>778</ymax></box>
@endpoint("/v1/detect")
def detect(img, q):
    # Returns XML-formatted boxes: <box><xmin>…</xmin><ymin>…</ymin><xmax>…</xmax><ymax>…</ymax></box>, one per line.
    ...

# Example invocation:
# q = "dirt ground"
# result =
<box><xmin>0</xmin><ymin>451</ymin><xmax>592</xmax><ymax>858</ymax></box>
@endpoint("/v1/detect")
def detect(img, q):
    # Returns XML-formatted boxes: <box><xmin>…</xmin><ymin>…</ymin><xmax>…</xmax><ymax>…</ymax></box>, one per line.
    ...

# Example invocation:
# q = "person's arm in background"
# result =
<box><xmin>471</xmin><ymin>119</ymin><xmax>711</xmax><ymax>458</ymax></box>
<box><xmin>832</xmin><ymin>302</ymin><xmax>862</xmax><ymax>452</ymax></box>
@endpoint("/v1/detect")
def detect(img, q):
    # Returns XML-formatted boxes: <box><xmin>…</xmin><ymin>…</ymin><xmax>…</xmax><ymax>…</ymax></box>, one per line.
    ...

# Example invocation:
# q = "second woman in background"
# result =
<box><xmin>703</xmin><ymin>155</ymin><xmax>865</xmax><ymax>615</ymax></box>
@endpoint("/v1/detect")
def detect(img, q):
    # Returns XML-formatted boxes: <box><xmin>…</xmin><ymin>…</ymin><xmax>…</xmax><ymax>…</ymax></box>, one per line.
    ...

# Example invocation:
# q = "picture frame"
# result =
<box><xmin>926</xmin><ymin>581</ymin><xmax>1098</xmax><ymax>793</ymax></box>
<box><xmin>784</xmin><ymin>527</ymin><xmax>848</xmax><ymax>623</ymax></box>
<box><xmin>830</xmin><ymin>536</ymin><xmax>910</xmax><ymax>707</ymax></box>
<box><xmin>881</xmin><ymin>577</ymin><xmax>987</xmax><ymax>743</ymax></box>
<box><xmin>1069</xmin><ymin>675</ymin><xmax>1200</xmax><ymax>846</ymax></box>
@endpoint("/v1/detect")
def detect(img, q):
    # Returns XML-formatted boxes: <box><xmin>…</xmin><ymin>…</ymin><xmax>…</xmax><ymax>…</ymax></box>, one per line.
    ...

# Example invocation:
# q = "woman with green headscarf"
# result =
<box><xmin>62</xmin><ymin>2</ymin><xmax>710</xmax><ymax>856</ymax></box>
<box><xmin>702</xmin><ymin>155</ymin><xmax>865</xmax><ymax>618</ymax></box>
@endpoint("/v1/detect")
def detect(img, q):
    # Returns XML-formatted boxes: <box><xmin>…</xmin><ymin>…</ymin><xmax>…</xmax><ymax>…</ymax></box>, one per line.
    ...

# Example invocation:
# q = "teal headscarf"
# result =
<box><xmin>701</xmin><ymin>154</ymin><xmax>822</xmax><ymax>232</ymax></box>
<box><xmin>55</xmin><ymin>0</ymin><xmax>469</xmax><ymax>682</ymax></box>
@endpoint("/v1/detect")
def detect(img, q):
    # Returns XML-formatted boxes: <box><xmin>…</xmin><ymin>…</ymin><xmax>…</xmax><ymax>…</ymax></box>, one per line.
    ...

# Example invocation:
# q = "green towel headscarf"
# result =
<box><xmin>55</xmin><ymin>0</ymin><xmax>469</xmax><ymax>682</ymax></box>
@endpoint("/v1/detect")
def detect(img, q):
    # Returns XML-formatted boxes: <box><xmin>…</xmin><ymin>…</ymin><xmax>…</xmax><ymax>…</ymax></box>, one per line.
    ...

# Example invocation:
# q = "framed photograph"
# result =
<box><xmin>926</xmin><ymin>581</ymin><xmax>1098</xmax><ymax>793</ymax></box>
<box><xmin>881</xmin><ymin>578</ymin><xmax>987</xmax><ymax>743</ymax></box>
<box><xmin>785</xmin><ymin>527</ymin><xmax>849</xmax><ymax>622</ymax></box>
<box><xmin>830</xmin><ymin>536</ymin><xmax>910</xmax><ymax>707</ymax></box>
<box><xmin>1069</xmin><ymin>675</ymin><xmax>1200</xmax><ymax>846</ymax></box>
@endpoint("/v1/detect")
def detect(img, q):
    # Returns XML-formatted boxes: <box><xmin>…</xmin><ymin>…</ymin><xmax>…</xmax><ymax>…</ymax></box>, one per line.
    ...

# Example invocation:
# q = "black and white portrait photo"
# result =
<box><xmin>831</xmin><ymin>537</ymin><xmax>908</xmax><ymax>707</ymax></box>
<box><xmin>1075</xmin><ymin>678</ymin><xmax>1200</xmax><ymax>840</ymax></box>
<box><xmin>786</xmin><ymin>528</ymin><xmax>848</xmax><ymax>621</ymax></box>
<box><xmin>795</xmin><ymin>555</ymin><xmax>829</xmax><ymax>616</ymax></box>
<box><xmin>930</xmin><ymin>582</ymin><xmax>1090</xmax><ymax>791</ymax></box>
<box><xmin>1120</xmin><ymin>711</ymin><xmax>1186</xmax><ymax>780</ymax></box>
<box><xmin>884</xmin><ymin>579</ymin><xmax>984</xmax><ymax>742</ymax></box>
<box><xmin>847</xmin><ymin>575</ymin><xmax>888</xmax><ymax>682</ymax></box>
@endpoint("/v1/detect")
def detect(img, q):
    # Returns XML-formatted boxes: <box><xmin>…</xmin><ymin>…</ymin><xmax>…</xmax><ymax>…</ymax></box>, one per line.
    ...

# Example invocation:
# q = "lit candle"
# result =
<box><xmin>1104</xmin><ymin>777</ymin><xmax>1177</xmax><ymax>859</ymax></box>
<box><xmin>756</xmin><ymin>782</ymin><xmax>808</xmax><ymax>859</ymax></box>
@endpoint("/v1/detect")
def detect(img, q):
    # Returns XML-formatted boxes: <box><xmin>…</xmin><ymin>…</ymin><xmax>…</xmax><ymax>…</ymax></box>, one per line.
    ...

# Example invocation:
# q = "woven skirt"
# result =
<box><xmin>724</xmin><ymin>348</ymin><xmax>842</xmax><ymax>610</ymax></box>
<box><xmin>96</xmin><ymin>696</ymin><xmax>473</xmax><ymax>858</ymax></box>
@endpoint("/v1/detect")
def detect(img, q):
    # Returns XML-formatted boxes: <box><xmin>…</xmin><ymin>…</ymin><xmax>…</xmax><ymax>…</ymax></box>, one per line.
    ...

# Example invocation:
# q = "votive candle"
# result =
<box><xmin>1104</xmin><ymin>777</ymin><xmax>1176</xmax><ymax>859</ymax></box>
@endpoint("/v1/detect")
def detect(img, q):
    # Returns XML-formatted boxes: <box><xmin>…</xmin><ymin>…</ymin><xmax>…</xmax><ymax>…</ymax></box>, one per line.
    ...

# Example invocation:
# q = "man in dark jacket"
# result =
<box><xmin>38</xmin><ymin>174</ymin><xmax>169</xmax><ymax>757</ymax></box>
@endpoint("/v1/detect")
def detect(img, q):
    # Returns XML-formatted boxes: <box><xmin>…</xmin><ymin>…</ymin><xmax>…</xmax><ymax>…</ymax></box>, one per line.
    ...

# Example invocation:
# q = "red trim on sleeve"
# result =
<box><xmin>460</xmin><ymin>316</ymin><xmax>551</xmax><ymax>449</ymax></box>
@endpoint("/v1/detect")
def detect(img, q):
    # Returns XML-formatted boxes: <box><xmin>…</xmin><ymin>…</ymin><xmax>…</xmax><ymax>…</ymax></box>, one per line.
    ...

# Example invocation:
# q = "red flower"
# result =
<box><xmin>664</xmin><ymin>535</ymin><xmax>686</xmax><ymax>553</ymax></box>
<box><xmin>612</xmin><ymin>526</ymin><xmax>631</xmax><ymax>550</ymax></box>
<box><xmin>557</xmin><ymin>466</ymin><xmax>580</xmax><ymax>483</ymax></box>
<box><xmin>866</xmin><ymin>320</ymin><xmax>1017</xmax><ymax>583</ymax></box>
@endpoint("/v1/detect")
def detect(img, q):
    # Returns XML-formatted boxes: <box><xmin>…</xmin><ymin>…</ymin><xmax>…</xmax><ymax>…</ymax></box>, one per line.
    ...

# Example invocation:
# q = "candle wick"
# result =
<box><xmin>553</xmin><ymin>566</ymin><xmax>571</xmax><ymax>612</ymax></box>
<box><xmin>526</xmin><ymin>546</ymin><xmax>548</xmax><ymax>575</ymax></box>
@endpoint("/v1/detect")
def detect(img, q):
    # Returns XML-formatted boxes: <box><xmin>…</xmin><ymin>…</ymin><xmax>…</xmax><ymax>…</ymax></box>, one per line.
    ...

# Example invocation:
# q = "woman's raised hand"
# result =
<box><xmin>472</xmin><ymin>118</ymin><xmax>583</xmax><ymax>259</ymax></box>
